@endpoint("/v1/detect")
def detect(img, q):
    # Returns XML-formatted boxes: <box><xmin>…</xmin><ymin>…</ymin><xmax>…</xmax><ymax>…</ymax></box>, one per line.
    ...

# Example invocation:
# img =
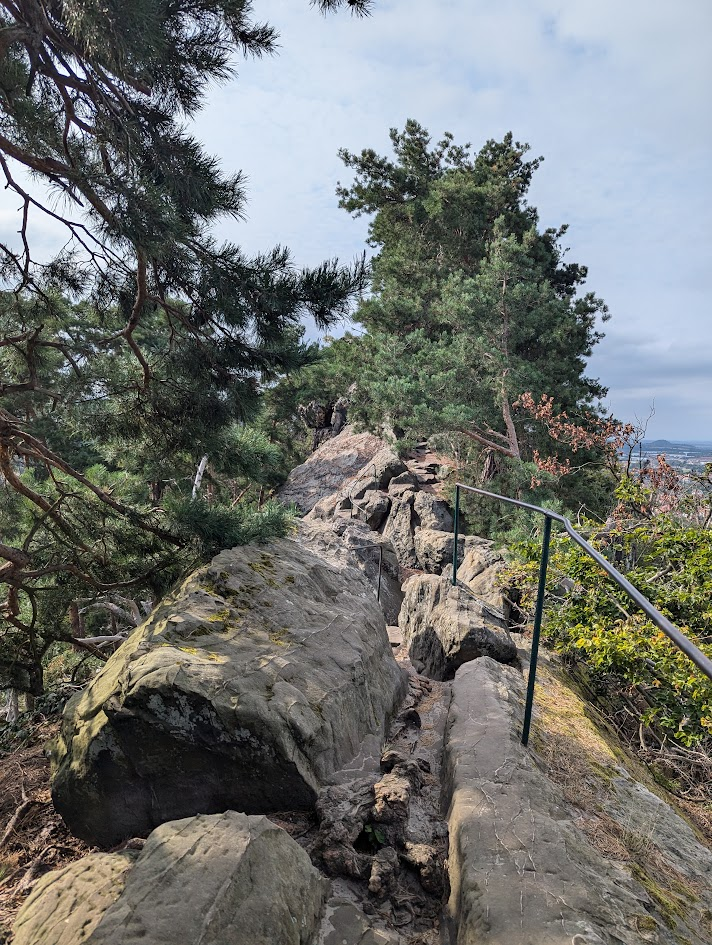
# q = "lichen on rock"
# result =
<box><xmin>51</xmin><ymin>538</ymin><xmax>406</xmax><ymax>847</ymax></box>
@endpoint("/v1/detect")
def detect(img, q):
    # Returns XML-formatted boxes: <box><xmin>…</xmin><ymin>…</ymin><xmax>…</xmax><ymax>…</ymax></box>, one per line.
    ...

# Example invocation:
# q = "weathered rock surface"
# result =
<box><xmin>352</xmin><ymin>489</ymin><xmax>391</xmax><ymax>530</ymax></box>
<box><xmin>12</xmin><ymin>851</ymin><xmax>138</xmax><ymax>945</ymax></box>
<box><xmin>317</xmin><ymin>899</ymin><xmax>400</xmax><ymax>945</ymax></box>
<box><xmin>348</xmin><ymin>447</ymin><xmax>408</xmax><ymax>499</ymax></box>
<box><xmin>52</xmin><ymin>539</ymin><xmax>406</xmax><ymax>847</ymax></box>
<box><xmin>382</xmin><ymin>496</ymin><xmax>418</xmax><ymax>569</ymax></box>
<box><xmin>298</xmin><ymin>518</ymin><xmax>404</xmax><ymax>625</ymax></box>
<box><xmin>309</xmin><ymin>491</ymin><xmax>353</xmax><ymax>520</ymax></box>
<box><xmin>303</xmin><ymin>396</ymin><xmax>349</xmax><ymax>450</ymax></box>
<box><xmin>13</xmin><ymin>812</ymin><xmax>327</xmax><ymax>945</ymax></box>
<box><xmin>454</xmin><ymin>536</ymin><xmax>499</xmax><ymax>581</ymax></box>
<box><xmin>413</xmin><ymin>527</ymin><xmax>462</xmax><ymax>574</ymax></box>
<box><xmin>386</xmin><ymin>470</ymin><xmax>419</xmax><ymax>500</ymax></box>
<box><xmin>399</xmin><ymin>575</ymin><xmax>516</xmax><ymax>679</ymax></box>
<box><xmin>412</xmin><ymin>492</ymin><xmax>453</xmax><ymax>532</ymax></box>
<box><xmin>278</xmin><ymin>427</ymin><xmax>387</xmax><ymax>514</ymax></box>
<box><xmin>443</xmin><ymin>657</ymin><xmax>712</xmax><ymax>945</ymax></box>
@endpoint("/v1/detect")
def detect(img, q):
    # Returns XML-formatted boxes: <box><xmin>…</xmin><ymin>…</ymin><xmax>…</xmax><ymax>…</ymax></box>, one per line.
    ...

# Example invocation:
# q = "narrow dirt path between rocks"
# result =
<box><xmin>270</xmin><ymin>643</ymin><xmax>452</xmax><ymax>945</ymax></box>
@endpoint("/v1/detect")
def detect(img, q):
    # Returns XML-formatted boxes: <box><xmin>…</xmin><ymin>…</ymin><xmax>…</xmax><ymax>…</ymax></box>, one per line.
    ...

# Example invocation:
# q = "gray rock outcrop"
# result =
<box><xmin>298</xmin><ymin>518</ymin><xmax>404</xmax><ymax>625</ymax></box>
<box><xmin>385</xmin><ymin>470</ymin><xmax>418</xmax><ymax>498</ymax></box>
<box><xmin>382</xmin><ymin>496</ymin><xmax>418</xmax><ymax>569</ymax></box>
<box><xmin>347</xmin><ymin>447</ymin><xmax>408</xmax><ymax>499</ymax></box>
<box><xmin>455</xmin><ymin>536</ymin><xmax>503</xmax><ymax>583</ymax></box>
<box><xmin>317</xmin><ymin>899</ymin><xmax>399</xmax><ymax>945</ymax></box>
<box><xmin>412</xmin><ymin>492</ymin><xmax>453</xmax><ymax>532</ymax></box>
<box><xmin>399</xmin><ymin>574</ymin><xmax>516</xmax><ymax>679</ymax></box>
<box><xmin>51</xmin><ymin>539</ymin><xmax>406</xmax><ymax>847</ymax></box>
<box><xmin>278</xmin><ymin>427</ymin><xmax>387</xmax><ymax>514</ymax></box>
<box><xmin>352</xmin><ymin>489</ymin><xmax>391</xmax><ymax>530</ymax></box>
<box><xmin>13</xmin><ymin>812</ymin><xmax>327</xmax><ymax>945</ymax></box>
<box><xmin>443</xmin><ymin>657</ymin><xmax>712</xmax><ymax>944</ymax></box>
<box><xmin>413</xmin><ymin>527</ymin><xmax>463</xmax><ymax>574</ymax></box>
<box><xmin>453</xmin><ymin>539</ymin><xmax>525</xmax><ymax>628</ymax></box>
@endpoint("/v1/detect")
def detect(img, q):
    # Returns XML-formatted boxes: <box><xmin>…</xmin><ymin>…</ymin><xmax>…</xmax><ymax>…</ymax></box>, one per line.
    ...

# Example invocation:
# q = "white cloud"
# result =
<box><xmin>1</xmin><ymin>0</ymin><xmax>709</xmax><ymax>438</ymax></box>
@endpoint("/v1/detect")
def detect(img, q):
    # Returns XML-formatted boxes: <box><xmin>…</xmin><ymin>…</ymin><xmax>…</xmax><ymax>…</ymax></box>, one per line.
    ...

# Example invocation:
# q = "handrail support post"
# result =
<box><xmin>521</xmin><ymin>515</ymin><xmax>552</xmax><ymax>747</ymax></box>
<box><xmin>452</xmin><ymin>484</ymin><xmax>460</xmax><ymax>585</ymax></box>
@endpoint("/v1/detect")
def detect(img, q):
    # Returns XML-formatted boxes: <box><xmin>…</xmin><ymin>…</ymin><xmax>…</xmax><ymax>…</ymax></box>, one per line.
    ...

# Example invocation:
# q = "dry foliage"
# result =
<box><xmin>0</xmin><ymin>719</ymin><xmax>94</xmax><ymax>938</ymax></box>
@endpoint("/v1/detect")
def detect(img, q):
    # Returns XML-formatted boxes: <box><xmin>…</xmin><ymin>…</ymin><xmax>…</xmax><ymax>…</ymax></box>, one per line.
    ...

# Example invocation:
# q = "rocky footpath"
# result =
<box><xmin>11</xmin><ymin>424</ymin><xmax>711</xmax><ymax>944</ymax></box>
<box><xmin>281</xmin><ymin>426</ymin><xmax>521</xmax><ymax>679</ymax></box>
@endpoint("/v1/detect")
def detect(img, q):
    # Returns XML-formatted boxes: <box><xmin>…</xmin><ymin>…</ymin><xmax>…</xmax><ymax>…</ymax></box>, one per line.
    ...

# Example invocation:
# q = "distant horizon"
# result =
<box><xmin>642</xmin><ymin>438</ymin><xmax>712</xmax><ymax>447</ymax></box>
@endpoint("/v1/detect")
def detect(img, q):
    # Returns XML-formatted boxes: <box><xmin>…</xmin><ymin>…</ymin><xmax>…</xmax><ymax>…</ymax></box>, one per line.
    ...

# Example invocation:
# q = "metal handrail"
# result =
<box><xmin>451</xmin><ymin>482</ymin><xmax>712</xmax><ymax>746</ymax></box>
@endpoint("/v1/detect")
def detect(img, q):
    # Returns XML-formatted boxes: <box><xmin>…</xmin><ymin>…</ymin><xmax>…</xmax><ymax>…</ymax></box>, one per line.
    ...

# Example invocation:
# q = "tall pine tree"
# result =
<box><xmin>334</xmin><ymin>120</ymin><xmax>610</xmax><ymax>493</ymax></box>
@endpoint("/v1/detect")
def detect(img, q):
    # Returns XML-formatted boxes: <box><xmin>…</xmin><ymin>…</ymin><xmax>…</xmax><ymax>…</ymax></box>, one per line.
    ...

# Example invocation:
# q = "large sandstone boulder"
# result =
<box><xmin>398</xmin><ymin>574</ymin><xmax>516</xmax><ymax>679</ymax></box>
<box><xmin>351</xmin><ymin>489</ymin><xmax>391</xmax><ymax>530</ymax></box>
<box><xmin>413</xmin><ymin>527</ymin><xmax>463</xmax><ymax>574</ymax></box>
<box><xmin>13</xmin><ymin>812</ymin><xmax>327</xmax><ymax>945</ymax></box>
<box><xmin>456</xmin><ymin>538</ymin><xmax>506</xmax><ymax>600</ymax></box>
<box><xmin>455</xmin><ymin>536</ymin><xmax>503</xmax><ymax>584</ymax></box>
<box><xmin>298</xmin><ymin>518</ymin><xmax>404</xmax><ymax>625</ymax></box>
<box><xmin>385</xmin><ymin>469</ymin><xmax>418</xmax><ymax>499</ymax></box>
<box><xmin>382</xmin><ymin>496</ymin><xmax>418</xmax><ymax>569</ymax></box>
<box><xmin>12</xmin><ymin>851</ymin><xmax>138</xmax><ymax>945</ymax></box>
<box><xmin>52</xmin><ymin>539</ymin><xmax>406</xmax><ymax>847</ymax></box>
<box><xmin>443</xmin><ymin>657</ymin><xmax>712</xmax><ymax>944</ymax></box>
<box><xmin>278</xmin><ymin>427</ymin><xmax>387</xmax><ymax>514</ymax></box>
<box><xmin>347</xmin><ymin>447</ymin><xmax>408</xmax><ymax>500</ymax></box>
<box><xmin>453</xmin><ymin>538</ymin><xmax>524</xmax><ymax>627</ymax></box>
<box><xmin>308</xmin><ymin>491</ymin><xmax>352</xmax><ymax>520</ymax></box>
<box><xmin>412</xmin><ymin>491</ymin><xmax>453</xmax><ymax>531</ymax></box>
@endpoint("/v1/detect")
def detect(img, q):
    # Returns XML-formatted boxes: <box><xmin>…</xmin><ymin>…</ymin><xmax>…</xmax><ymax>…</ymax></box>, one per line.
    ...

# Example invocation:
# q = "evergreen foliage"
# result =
<box><xmin>0</xmin><ymin>0</ymin><xmax>369</xmax><ymax>695</ymax></box>
<box><xmin>325</xmin><ymin>120</ymin><xmax>612</xmax><ymax>515</ymax></box>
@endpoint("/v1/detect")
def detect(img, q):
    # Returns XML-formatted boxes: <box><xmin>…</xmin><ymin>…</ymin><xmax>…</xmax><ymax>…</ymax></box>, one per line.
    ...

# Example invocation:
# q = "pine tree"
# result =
<box><xmin>0</xmin><ymin>0</ymin><xmax>371</xmax><ymax>697</ymax></box>
<box><xmin>334</xmin><ymin>121</ymin><xmax>611</xmax><ymax>500</ymax></box>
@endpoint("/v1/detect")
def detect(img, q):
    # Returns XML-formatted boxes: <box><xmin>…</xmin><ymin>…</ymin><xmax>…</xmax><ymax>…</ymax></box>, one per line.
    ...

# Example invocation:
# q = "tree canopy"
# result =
<box><xmin>0</xmin><ymin>0</ymin><xmax>371</xmax><ymax>695</ymax></box>
<box><xmin>323</xmin><ymin>120</ymin><xmax>611</xmax><ymax>507</ymax></box>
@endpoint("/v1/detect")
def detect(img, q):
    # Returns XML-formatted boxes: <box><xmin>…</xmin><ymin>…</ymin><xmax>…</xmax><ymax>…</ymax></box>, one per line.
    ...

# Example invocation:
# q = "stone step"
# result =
<box><xmin>317</xmin><ymin>898</ymin><xmax>399</xmax><ymax>944</ymax></box>
<box><xmin>387</xmin><ymin>626</ymin><xmax>404</xmax><ymax>647</ymax></box>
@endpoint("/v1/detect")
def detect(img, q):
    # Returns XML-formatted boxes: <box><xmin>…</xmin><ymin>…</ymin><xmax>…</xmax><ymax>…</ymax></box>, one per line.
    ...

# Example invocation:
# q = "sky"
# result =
<box><xmin>1</xmin><ymin>0</ymin><xmax>710</xmax><ymax>439</ymax></box>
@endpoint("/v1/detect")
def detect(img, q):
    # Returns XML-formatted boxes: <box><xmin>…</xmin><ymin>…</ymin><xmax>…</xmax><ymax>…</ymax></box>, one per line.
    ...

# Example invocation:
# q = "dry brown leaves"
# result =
<box><xmin>0</xmin><ymin>719</ymin><xmax>94</xmax><ymax>939</ymax></box>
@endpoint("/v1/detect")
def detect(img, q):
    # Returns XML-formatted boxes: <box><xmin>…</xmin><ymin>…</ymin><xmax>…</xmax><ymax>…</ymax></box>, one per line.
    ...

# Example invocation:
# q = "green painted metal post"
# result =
<box><xmin>452</xmin><ymin>484</ymin><xmax>460</xmax><ymax>585</ymax></box>
<box><xmin>521</xmin><ymin>515</ymin><xmax>552</xmax><ymax>747</ymax></box>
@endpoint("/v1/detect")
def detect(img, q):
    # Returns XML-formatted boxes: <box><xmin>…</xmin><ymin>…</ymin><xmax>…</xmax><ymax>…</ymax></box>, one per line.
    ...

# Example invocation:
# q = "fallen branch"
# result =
<box><xmin>0</xmin><ymin>800</ymin><xmax>37</xmax><ymax>848</ymax></box>
<box><xmin>80</xmin><ymin>634</ymin><xmax>129</xmax><ymax>647</ymax></box>
<box><xmin>0</xmin><ymin>773</ymin><xmax>43</xmax><ymax>849</ymax></box>
<box><xmin>14</xmin><ymin>825</ymin><xmax>57</xmax><ymax>896</ymax></box>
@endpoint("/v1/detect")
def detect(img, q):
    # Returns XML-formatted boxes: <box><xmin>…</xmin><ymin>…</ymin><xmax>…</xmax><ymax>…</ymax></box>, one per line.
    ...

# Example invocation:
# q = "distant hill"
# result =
<box><xmin>642</xmin><ymin>440</ymin><xmax>709</xmax><ymax>454</ymax></box>
<box><xmin>643</xmin><ymin>439</ymin><xmax>676</xmax><ymax>449</ymax></box>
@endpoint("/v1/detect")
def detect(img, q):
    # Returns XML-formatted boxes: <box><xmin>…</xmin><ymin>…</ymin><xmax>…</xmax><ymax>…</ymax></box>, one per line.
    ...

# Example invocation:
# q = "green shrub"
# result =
<box><xmin>511</xmin><ymin>517</ymin><xmax>712</xmax><ymax>747</ymax></box>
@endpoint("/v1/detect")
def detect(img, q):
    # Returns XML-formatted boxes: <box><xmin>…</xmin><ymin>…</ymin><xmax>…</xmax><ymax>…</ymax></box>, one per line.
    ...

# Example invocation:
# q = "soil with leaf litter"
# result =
<box><xmin>0</xmin><ymin>717</ymin><xmax>95</xmax><ymax>941</ymax></box>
